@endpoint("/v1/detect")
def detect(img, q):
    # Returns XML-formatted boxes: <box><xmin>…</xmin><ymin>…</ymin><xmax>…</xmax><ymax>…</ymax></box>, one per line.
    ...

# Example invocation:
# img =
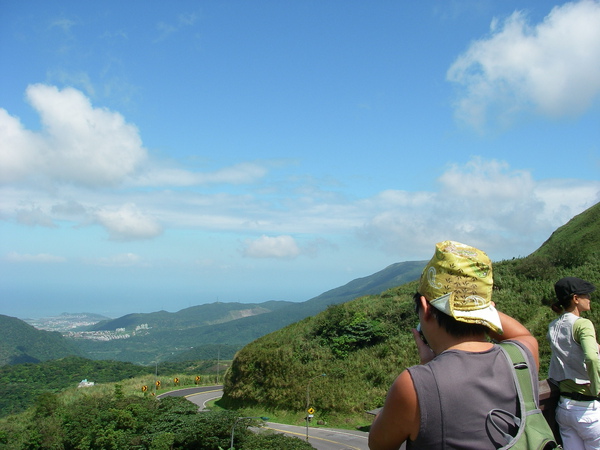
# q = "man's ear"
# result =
<box><xmin>419</xmin><ymin>296</ymin><xmax>433</xmax><ymax>320</ymax></box>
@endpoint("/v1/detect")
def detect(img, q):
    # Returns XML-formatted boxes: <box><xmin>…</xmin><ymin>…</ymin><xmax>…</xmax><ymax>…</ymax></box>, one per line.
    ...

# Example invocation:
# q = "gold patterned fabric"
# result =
<box><xmin>418</xmin><ymin>240</ymin><xmax>503</xmax><ymax>334</ymax></box>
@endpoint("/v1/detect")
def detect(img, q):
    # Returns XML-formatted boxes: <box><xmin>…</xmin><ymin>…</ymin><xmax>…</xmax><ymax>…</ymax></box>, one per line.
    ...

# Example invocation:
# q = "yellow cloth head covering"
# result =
<box><xmin>418</xmin><ymin>240</ymin><xmax>502</xmax><ymax>334</ymax></box>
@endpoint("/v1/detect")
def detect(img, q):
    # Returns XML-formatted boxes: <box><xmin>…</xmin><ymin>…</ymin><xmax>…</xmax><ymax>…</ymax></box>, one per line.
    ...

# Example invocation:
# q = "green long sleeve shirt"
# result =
<box><xmin>559</xmin><ymin>317</ymin><xmax>600</xmax><ymax>397</ymax></box>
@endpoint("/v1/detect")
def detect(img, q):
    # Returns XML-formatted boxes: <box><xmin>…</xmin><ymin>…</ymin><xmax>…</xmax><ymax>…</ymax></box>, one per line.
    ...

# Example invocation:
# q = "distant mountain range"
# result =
<box><xmin>1</xmin><ymin>260</ymin><xmax>425</xmax><ymax>366</ymax></box>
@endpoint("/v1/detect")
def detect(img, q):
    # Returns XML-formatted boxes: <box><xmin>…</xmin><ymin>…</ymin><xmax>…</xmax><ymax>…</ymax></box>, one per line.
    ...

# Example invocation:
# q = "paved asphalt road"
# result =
<box><xmin>158</xmin><ymin>386</ymin><xmax>381</xmax><ymax>450</ymax></box>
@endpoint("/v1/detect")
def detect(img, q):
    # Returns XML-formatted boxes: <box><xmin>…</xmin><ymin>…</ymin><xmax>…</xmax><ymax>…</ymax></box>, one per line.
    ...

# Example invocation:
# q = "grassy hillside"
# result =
<box><xmin>533</xmin><ymin>202</ymin><xmax>600</xmax><ymax>261</ymax></box>
<box><xmin>0</xmin><ymin>315</ymin><xmax>81</xmax><ymax>366</ymax></box>
<box><xmin>221</xmin><ymin>202</ymin><xmax>600</xmax><ymax>422</ymax></box>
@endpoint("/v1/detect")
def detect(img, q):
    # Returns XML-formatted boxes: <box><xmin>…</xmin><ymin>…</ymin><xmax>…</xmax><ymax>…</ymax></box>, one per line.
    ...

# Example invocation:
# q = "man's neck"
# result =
<box><xmin>431</xmin><ymin>334</ymin><xmax>491</xmax><ymax>355</ymax></box>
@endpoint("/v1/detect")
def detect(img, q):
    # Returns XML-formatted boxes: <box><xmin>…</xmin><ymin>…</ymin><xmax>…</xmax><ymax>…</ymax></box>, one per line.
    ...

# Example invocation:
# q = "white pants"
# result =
<box><xmin>556</xmin><ymin>397</ymin><xmax>600</xmax><ymax>450</ymax></box>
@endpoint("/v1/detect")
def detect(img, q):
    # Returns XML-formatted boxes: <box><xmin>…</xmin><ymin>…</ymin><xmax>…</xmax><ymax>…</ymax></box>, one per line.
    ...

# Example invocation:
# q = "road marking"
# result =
<box><xmin>183</xmin><ymin>389</ymin><xmax>222</xmax><ymax>398</ymax></box>
<box><xmin>265</xmin><ymin>426</ymin><xmax>363</xmax><ymax>450</ymax></box>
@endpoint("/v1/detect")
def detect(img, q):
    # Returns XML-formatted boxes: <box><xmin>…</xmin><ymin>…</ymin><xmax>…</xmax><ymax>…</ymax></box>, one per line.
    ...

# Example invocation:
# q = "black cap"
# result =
<box><xmin>554</xmin><ymin>277</ymin><xmax>596</xmax><ymax>301</ymax></box>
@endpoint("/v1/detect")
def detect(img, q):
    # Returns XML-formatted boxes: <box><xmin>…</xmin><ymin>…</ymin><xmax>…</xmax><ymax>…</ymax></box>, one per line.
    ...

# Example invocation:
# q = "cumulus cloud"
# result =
<box><xmin>94</xmin><ymin>203</ymin><xmax>163</xmax><ymax>241</ymax></box>
<box><xmin>0</xmin><ymin>84</ymin><xmax>268</xmax><ymax>190</ymax></box>
<box><xmin>447</xmin><ymin>0</ymin><xmax>600</xmax><ymax>129</ymax></box>
<box><xmin>0</xmin><ymin>84</ymin><xmax>147</xmax><ymax>187</ymax></box>
<box><xmin>359</xmin><ymin>158</ymin><xmax>600</xmax><ymax>259</ymax></box>
<box><xmin>242</xmin><ymin>235</ymin><xmax>301</xmax><ymax>259</ymax></box>
<box><xmin>5</xmin><ymin>252</ymin><xmax>66</xmax><ymax>263</ymax></box>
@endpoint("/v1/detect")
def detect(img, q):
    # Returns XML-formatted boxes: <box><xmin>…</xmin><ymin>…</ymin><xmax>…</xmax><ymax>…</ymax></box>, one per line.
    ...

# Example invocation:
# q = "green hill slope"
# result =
<box><xmin>88</xmin><ymin>300</ymin><xmax>294</xmax><ymax>331</ymax></box>
<box><xmin>221</xmin><ymin>202</ymin><xmax>600</xmax><ymax>419</ymax></box>
<box><xmin>534</xmin><ymin>202</ymin><xmax>600</xmax><ymax>257</ymax></box>
<box><xmin>0</xmin><ymin>315</ymin><xmax>82</xmax><ymax>366</ymax></box>
<box><xmin>69</xmin><ymin>261</ymin><xmax>426</xmax><ymax>365</ymax></box>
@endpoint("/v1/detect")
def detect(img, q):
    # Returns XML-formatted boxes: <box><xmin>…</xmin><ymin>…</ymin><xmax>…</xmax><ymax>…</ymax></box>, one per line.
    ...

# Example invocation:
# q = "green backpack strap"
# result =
<box><xmin>493</xmin><ymin>342</ymin><xmax>560</xmax><ymax>450</ymax></box>
<box><xmin>499</xmin><ymin>342</ymin><xmax>539</xmax><ymax>412</ymax></box>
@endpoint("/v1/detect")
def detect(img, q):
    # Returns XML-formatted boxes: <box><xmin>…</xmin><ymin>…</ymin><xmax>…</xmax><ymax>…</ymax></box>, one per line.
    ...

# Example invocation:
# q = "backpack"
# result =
<box><xmin>486</xmin><ymin>343</ymin><xmax>561</xmax><ymax>450</ymax></box>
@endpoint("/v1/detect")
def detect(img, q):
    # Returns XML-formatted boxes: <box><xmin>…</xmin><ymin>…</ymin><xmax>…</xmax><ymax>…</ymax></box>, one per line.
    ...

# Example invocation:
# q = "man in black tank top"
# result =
<box><xmin>368</xmin><ymin>241</ymin><xmax>539</xmax><ymax>450</ymax></box>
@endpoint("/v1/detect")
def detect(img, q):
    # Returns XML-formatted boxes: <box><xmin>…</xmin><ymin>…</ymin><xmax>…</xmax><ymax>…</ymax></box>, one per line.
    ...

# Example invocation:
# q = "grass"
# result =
<box><xmin>211</xmin><ymin>398</ymin><xmax>372</xmax><ymax>431</ymax></box>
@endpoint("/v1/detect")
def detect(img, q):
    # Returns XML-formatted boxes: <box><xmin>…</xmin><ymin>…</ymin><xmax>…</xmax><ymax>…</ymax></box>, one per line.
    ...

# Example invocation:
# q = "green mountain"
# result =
<box><xmin>221</xmin><ymin>202</ymin><xmax>600</xmax><ymax>418</ymax></box>
<box><xmin>0</xmin><ymin>315</ymin><xmax>82</xmax><ymax>366</ymax></box>
<box><xmin>69</xmin><ymin>261</ymin><xmax>426</xmax><ymax>365</ymax></box>
<box><xmin>88</xmin><ymin>300</ymin><xmax>293</xmax><ymax>331</ymax></box>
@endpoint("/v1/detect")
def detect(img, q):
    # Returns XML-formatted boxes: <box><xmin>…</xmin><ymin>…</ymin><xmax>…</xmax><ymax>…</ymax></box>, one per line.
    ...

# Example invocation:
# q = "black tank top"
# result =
<box><xmin>407</xmin><ymin>341</ymin><xmax>537</xmax><ymax>449</ymax></box>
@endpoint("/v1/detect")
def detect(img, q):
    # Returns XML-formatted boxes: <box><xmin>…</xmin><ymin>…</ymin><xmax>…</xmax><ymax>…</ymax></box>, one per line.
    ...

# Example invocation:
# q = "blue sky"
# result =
<box><xmin>1</xmin><ymin>0</ymin><xmax>599</xmax><ymax>319</ymax></box>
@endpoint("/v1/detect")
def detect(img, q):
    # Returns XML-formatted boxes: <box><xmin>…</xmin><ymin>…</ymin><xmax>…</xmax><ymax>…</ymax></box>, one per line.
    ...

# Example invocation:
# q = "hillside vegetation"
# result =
<box><xmin>0</xmin><ymin>356</ymin><xmax>155</xmax><ymax>418</ymax></box>
<box><xmin>0</xmin><ymin>315</ymin><xmax>81</xmax><ymax>366</ymax></box>
<box><xmin>0</xmin><ymin>387</ymin><xmax>314</xmax><ymax>449</ymax></box>
<box><xmin>221</xmin><ymin>202</ymin><xmax>600</xmax><ymax>423</ymax></box>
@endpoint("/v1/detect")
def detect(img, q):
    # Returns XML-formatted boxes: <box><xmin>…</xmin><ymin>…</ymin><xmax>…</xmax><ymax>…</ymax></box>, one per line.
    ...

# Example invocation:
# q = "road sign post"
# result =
<box><xmin>305</xmin><ymin>373</ymin><xmax>326</xmax><ymax>441</ymax></box>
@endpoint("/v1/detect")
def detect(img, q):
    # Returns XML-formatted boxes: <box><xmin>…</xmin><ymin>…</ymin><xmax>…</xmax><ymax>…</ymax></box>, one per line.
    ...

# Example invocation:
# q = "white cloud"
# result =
<box><xmin>242</xmin><ymin>235</ymin><xmax>301</xmax><ymax>259</ymax></box>
<box><xmin>51</xmin><ymin>200</ymin><xmax>88</xmax><ymax>218</ymax></box>
<box><xmin>359</xmin><ymin>158</ymin><xmax>600</xmax><ymax>259</ymax></box>
<box><xmin>84</xmin><ymin>253</ymin><xmax>143</xmax><ymax>267</ymax></box>
<box><xmin>447</xmin><ymin>0</ymin><xmax>600</xmax><ymax>129</ymax></box>
<box><xmin>16</xmin><ymin>206</ymin><xmax>57</xmax><ymax>228</ymax></box>
<box><xmin>94</xmin><ymin>203</ymin><xmax>163</xmax><ymax>241</ymax></box>
<box><xmin>0</xmin><ymin>84</ymin><xmax>147</xmax><ymax>187</ymax></box>
<box><xmin>0</xmin><ymin>109</ymin><xmax>41</xmax><ymax>183</ymax></box>
<box><xmin>134</xmin><ymin>162</ymin><xmax>268</xmax><ymax>186</ymax></box>
<box><xmin>5</xmin><ymin>252</ymin><xmax>66</xmax><ymax>263</ymax></box>
<box><xmin>0</xmin><ymin>84</ymin><xmax>267</xmax><ymax>190</ymax></box>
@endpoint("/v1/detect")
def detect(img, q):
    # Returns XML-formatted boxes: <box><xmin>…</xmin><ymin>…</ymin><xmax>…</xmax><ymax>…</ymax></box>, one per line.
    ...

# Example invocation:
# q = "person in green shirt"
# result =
<box><xmin>547</xmin><ymin>276</ymin><xmax>600</xmax><ymax>450</ymax></box>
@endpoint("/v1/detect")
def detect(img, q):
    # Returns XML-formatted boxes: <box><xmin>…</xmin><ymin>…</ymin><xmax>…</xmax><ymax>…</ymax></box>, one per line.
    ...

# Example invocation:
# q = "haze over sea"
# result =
<box><xmin>1</xmin><ymin>1</ymin><xmax>599</xmax><ymax>319</ymax></box>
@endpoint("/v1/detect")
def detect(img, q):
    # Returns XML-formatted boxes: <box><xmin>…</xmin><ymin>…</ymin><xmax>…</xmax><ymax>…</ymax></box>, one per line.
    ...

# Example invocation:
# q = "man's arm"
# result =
<box><xmin>488</xmin><ymin>310</ymin><xmax>539</xmax><ymax>368</ymax></box>
<box><xmin>368</xmin><ymin>369</ymin><xmax>419</xmax><ymax>450</ymax></box>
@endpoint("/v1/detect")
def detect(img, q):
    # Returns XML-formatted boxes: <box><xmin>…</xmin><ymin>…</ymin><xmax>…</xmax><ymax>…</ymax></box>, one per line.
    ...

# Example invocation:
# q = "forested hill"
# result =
<box><xmin>0</xmin><ymin>315</ymin><xmax>81</xmax><ymax>365</ymax></box>
<box><xmin>69</xmin><ymin>260</ymin><xmax>426</xmax><ymax>365</ymax></box>
<box><xmin>222</xmin><ymin>201</ymin><xmax>600</xmax><ymax>418</ymax></box>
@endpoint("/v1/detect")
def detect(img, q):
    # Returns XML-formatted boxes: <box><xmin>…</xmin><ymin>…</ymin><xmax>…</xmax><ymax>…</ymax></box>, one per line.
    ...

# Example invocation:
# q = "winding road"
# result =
<box><xmin>158</xmin><ymin>386</ymin><xmax>372</xmax><ymax>450</ymax></box>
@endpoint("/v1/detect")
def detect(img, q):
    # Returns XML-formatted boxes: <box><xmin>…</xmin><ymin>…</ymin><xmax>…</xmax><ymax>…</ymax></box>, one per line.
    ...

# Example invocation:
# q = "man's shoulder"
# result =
<box><xmin>387</xmin><ymin>369</ymin><xmax>420</xmax><ymax>414</ymax></box>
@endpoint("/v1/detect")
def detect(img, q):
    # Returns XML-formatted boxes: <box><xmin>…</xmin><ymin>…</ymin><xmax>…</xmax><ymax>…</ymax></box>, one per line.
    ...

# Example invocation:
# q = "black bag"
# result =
<box><xmin>487</xmin><ymin>343</ymin><xmax>561</xmax><ymax>450</ymax></box>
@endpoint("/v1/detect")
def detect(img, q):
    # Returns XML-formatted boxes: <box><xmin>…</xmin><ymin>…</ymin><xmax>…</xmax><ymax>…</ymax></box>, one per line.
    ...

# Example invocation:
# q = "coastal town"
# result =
<box><xmin>24</xmin><ymin>313</ymin><xmax>151</xmax><ymax>341</ymax></box>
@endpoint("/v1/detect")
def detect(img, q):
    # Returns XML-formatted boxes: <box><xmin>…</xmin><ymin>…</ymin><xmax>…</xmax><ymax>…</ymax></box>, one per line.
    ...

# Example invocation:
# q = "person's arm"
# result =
<box><xmin>368</xmin><ymin>370</ymin><xmax>419</xmax><ymax>450</ymax></box>
<box><xmin>488</xmin><ymin>310</ymin><xmax>539</xmax><ymax>368</ymax></box>
<box><xmin>573</xmin><ymin>318</ymin><xmax>600</xmax><ymax>396</ymax></box>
